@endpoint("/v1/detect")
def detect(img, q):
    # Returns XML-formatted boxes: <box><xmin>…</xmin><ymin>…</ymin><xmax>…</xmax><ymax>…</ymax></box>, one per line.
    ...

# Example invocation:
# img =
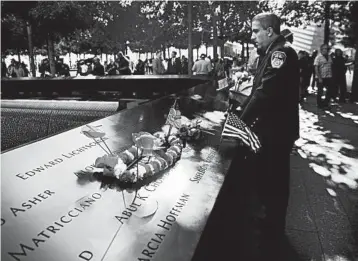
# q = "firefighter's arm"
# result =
<box><xmin>240</xmin><ymin>50</ymin><xmax>289</xmax><ymax>126</ymax></box>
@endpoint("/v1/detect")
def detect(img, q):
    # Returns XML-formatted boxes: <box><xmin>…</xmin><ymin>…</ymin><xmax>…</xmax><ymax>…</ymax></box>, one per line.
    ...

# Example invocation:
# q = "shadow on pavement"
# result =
<box><xmin>293</xmin><ymin>96</ymin><xmax>358</xmax><ymax>261</ymax></box>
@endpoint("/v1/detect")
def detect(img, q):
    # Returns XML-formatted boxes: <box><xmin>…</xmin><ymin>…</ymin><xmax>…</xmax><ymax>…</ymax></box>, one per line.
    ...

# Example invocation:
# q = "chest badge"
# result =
<box><xmin>271</xmin><ymin>51</ymin><xmax>286</xmax><ymax>69</ymax></box>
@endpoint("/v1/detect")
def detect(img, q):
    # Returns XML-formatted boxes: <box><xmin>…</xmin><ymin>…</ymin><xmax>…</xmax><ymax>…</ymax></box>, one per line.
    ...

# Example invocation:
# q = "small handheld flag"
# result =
<box><xmin>221</xmin><ymin>112</ymin><xmax>261</xmax><ymax>153</ymax></box>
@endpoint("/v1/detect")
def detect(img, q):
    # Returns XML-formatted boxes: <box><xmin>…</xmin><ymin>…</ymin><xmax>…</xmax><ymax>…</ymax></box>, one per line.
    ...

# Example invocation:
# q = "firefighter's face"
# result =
<box><xmin>251</xmin><ymin>20</ymin><xmax>271</xmax><ymax>52</ymax></box>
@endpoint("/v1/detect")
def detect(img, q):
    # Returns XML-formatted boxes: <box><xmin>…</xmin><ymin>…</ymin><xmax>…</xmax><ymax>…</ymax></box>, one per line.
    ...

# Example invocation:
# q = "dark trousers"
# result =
<box><xmin>317</xmin><ymin>78</ymin><xmax>335</xmax><ymax>107</ymax></box>
<box><xmin>300</xmin><ymin>76</ymin><xmax>310</xmax><ymax>100</ymax></box>
<box><xmin>250</xmin><ymin>140</ymin><xmax>294</xmax><ymax>237</ymax></box>
<box><xmin>335</xmin><ymin>76</ymin><xmax>347</xmax><ymax>101</ymax></box>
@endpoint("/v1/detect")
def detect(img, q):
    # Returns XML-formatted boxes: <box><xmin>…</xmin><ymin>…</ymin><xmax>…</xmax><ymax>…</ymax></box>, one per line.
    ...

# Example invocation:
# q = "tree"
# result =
<box><xmin>2</xmin><ymin>1</ymin><xmax>107</xmax><ymax>76</ymax></box>
<box><xmin>2</xmin><ymin>1</ymin><xmax>38</xmax><ymax>75</ymax></box>
<box><xmin>29</xmin><ymin>1</ymin><xmax>102</xmax><ymax>75</ymax></box>
<box><xmin>1</xmin><ymin>14</ymin><xmax>28</xmax><ymax>59</ymax></box>
<box><xmin>214</xmin><ymin>1</ymin><xmax>266</xmax><ymax>57</ymax></box>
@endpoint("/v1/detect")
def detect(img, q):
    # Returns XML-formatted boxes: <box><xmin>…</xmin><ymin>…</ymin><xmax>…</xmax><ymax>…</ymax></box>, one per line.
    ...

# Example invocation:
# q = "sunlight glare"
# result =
<box><xmin>296</xmin><ymin>109</ymin><xmax>358</xmax><ymax>190</ymax></box>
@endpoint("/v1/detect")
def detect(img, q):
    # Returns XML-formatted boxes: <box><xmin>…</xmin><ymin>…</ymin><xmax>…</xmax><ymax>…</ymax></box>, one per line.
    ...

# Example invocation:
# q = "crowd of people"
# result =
<box><xmin>1</xmin><ymin>49</ymin><xmax>243</xmax><ymax>80</ymax></box>
<box><xmin>1</xmin><ymin>36</ymin><xmax>353</xmax><ymax>109</ymax></box>
<box><xmin>237</xmin><ymin>29</ymin><xmax>354</xmax><ymax>109</ymax></box>
<box><xmin>296</xmin><ymin>45</ymin><xmax>353</xmax><ymax>106</ymax></box>
<box><xmin>2</xmin><ymin>58</ymin><xmax>30</xmax><ymax>78</ymax></box>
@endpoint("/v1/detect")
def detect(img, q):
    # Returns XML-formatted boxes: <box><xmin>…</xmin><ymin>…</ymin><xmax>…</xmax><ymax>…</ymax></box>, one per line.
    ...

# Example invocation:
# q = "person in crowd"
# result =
<box><xmin>152</xmin><ymin>51</ymin><xmax>165</xmax><ymax>75</ymax></box>
<box><xmin>207</xmin><ymin>55</ymin><xmax>214</xmax><ymax>72</ymax></box>
<box><xmin>329</xmin><ymin>52</ymin><xmax>337</xmax><ymax>98</ymax></box>
<box><xmin>237</xmin><ymin>13</ymin><xmax>300</xmax><ymax>259</ymax></box>
<box><xmin>345</xmin><ymin>55</ymin><xmax>354</xmax><ymax>75</ymax></box>
<box><xmin>7</xmin><ymin>59</ymin><xmax>15</xmax><ymax>77</ymax></box>
<box><xmin>7</xmin><ymin>59</ymin><xmax>17</xmax><ymax>77</ymax></box>
<box><xmin>230</xmin><ymin>58</ymin><xmax>241</xmax><ymax>76</ymax></box>
<box><xmin>1</xmin><ymin>59</ymin><xmax>7</xmax><ymax>77</ymax></box>
<box><xmin>298</xmin><ymin>51</ymin><xmax>311</xmax><ymax>101</ymax></box>
<box><xmin>106</xmin><ymin>59</ymin><xmax>116</xmax><ymax>75</ymax></box>
<box><xmin>314</xmin><ymin>43</ymin><xmax>334</xmax><ymax>108</ymax></box>
<box><xmin>181</xmin><ymin>55</ymin><xmax>188</xmax><ymax>74</ymax></box>
<box><xmin>107</xmin><ymin>59</ymin><xmax>119</xmax><ymax>75</ymax></box>
<box><xmin>39</xmin><ymin>58</ymin><xmax>51</xmax><ymax>77</ymax></box>
<box><xmin>127</xmin><ymin>56</ymin><xmax>135</xmax><ymax>73</ymax></box>
<box><xmin>214</xmin><ymin>58</ymin><xmax>226</xmax><ymax>79</ymax></box>
<box><xmin>310</xmin><ymin>50</ymin><xmax>318</xmax><ymax>88</ymax></box>
<box><xmin>91</xmin><ymin>57</ymin><xmax>105</xmax><ymax>76</ymax></box>
<box><xmin>11</xmin><ymin>61</ymin><xmax>26</xmax><ymax>77</ymax></box>
<box><xmin>20</xmin><ymin>62</ymin><xmax>29</xmax><ymax>77</ymax></box>
<box><xmin>207</xmin><ymin>55</ymin><xmax>212</xmax><ymax>64</ymax></box>
<box><xmin>332</xmin><ymin>48</ymin><xmax>347</xmax><ymax>103</ymax></box>
<box><xmin>143</xmin><ymin>59</ymin><xmax>148</xmax><ymax>74</ymax></box>
<box><xmin>34</xmin><ymin>61</ymin><xmax>38</xmax><ymax>72</ymax></box>
<box><xmin>166</xmin><ymin>51</ymin><xmax>181</xmax><ymax>74</ymax></box>
<box><xmin>76</xmin><ymin>60</ymin><xmax>85</xmax><ymax>76</ymax></box>
<box><xmin>281</xmin><ymin>28</ymin><xmax>293</xmax><ymax>45</ymax></box>
<box><xmin>134</xmin><ymin>59</ymin><xmax>146</xmax><ymax>75</ymax></box>
<box><xmin>76</xmin><ymin>58</ymin><xmax>92</xmax><ymax>76</ymax></box>
<box><xmin>8</xmin><ymin>60</ymin><xmax>25</xmax><ymax>78</ymax></box>
<box><xmin>103</xmin><ymin>61</ymin><xmax>108</xmax><ymax>73</ymax></box>
<box><xmin>56</xmin><ymin>58</ymin><xmax>70</xmax><ymax>77</ymax></box>
<box><xmin>306</xmin><ymin>50</ymin><xmax>315</xmax><ymax>91</ymax></box>
<box><xmin>86</xmin><ymin>61</ymin><xmax>93</xmax><ymax>75</ymax></box>
<box><xmin>117</xmin><ymin>52</ymin><xmax>132</xmax><ymax>75</ymax></box>
<box><xmin>224</xmin><ymin>57</ymin><xmax>232</xmax><ymax>78</ymax></box>
<box><xmin>192</xmin><ymin>53</ymin><xmax>212</xmax><ymax>75</ymax></box>
<box><xmin>148</xmin><ymin>58</ymin><xmax>153</xmax><ymax>74</ymax></box>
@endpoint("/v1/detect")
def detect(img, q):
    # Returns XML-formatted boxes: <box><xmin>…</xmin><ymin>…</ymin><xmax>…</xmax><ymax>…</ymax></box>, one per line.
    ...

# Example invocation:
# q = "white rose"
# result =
<box><xmin>113</xmin><ymin>158</ymin><xmax>127</xmax><ymax>179</ymax></box>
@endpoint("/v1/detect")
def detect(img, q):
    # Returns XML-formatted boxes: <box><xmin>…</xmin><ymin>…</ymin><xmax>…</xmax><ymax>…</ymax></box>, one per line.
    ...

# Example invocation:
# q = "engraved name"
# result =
<box><xmin>189</xmin><ymin>147</ymin><xmax>216</xmax><ymax>183</ymax></box>
<box><xmin>9</xmin><ymin>189</ymin><xmax>55</xmax><ymax>217</ymax></box>
<box><xmin>144</xmin><ymin>172</ymin><xmax>171</xmax><ymax>192</ymax></box>
<box><xmin>7</xmin><ymin>193</ymin><xmax>102</xmax><ymax>261</ymax></box>
<box><xmin>115</xmin><ymin>193</ymin><xmax>148</xmax><ymax>224</ymax></box>
<box><xmin>137</xmin><ymin>193</ymin><xmax>190</xmax><ymax>261</ymax></box>
<box><xmin>189</xmin><ymin>164</ymin><xmax>208</xmax><ymax>183</ymax></box>
<box><xmin>15</xmin><ymin>138</ymin><xmax>109</xmax><ymax>181</ymax></box>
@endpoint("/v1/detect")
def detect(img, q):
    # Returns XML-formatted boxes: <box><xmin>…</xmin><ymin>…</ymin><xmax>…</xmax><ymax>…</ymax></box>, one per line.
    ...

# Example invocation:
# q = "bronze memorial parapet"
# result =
<box><xmin>1</xmin><ymin>75</ymin><xmax>210</xmax><ymax>98</ymax></box>
<box><xmin>1</xmin><ymin>92</ymin><xmax>237</xmax><ymax>261</ymax></box>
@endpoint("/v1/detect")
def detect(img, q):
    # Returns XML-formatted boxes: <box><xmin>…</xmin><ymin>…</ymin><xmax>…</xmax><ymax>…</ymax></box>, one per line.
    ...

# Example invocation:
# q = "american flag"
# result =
<box><xmin>166</xmin><ymin>108</ymin><xmax>182</xmax><ymax>129</ymax></box>
<box><xmin>222</xmin><ymin>112</ymin><xmax>261</xmax><ymax>152</ymax></box>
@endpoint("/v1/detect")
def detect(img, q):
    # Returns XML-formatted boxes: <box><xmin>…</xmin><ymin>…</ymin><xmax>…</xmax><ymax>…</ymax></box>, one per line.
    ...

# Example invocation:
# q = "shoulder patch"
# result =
<box><xmin>271</xmin><ymin>51</ymin><xmax>287</xmax><ymax>69</ymax></box>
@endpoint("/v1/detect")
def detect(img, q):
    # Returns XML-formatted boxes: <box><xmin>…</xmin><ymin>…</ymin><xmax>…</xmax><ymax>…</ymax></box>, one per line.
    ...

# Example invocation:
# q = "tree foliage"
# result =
<box><xmin>269</xmin><ymin>0</ymin><xmax>355</xmax><ymax>47</ymax></box>
<box><xmin>2</xmin><ymin>0</ymin><xmax>356</xmax><ymax>59</ymax></box>
<box><xmin>1</xmin><ymin>13</ymin><xmax>28</xmax><ymax>54</ymax></box>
